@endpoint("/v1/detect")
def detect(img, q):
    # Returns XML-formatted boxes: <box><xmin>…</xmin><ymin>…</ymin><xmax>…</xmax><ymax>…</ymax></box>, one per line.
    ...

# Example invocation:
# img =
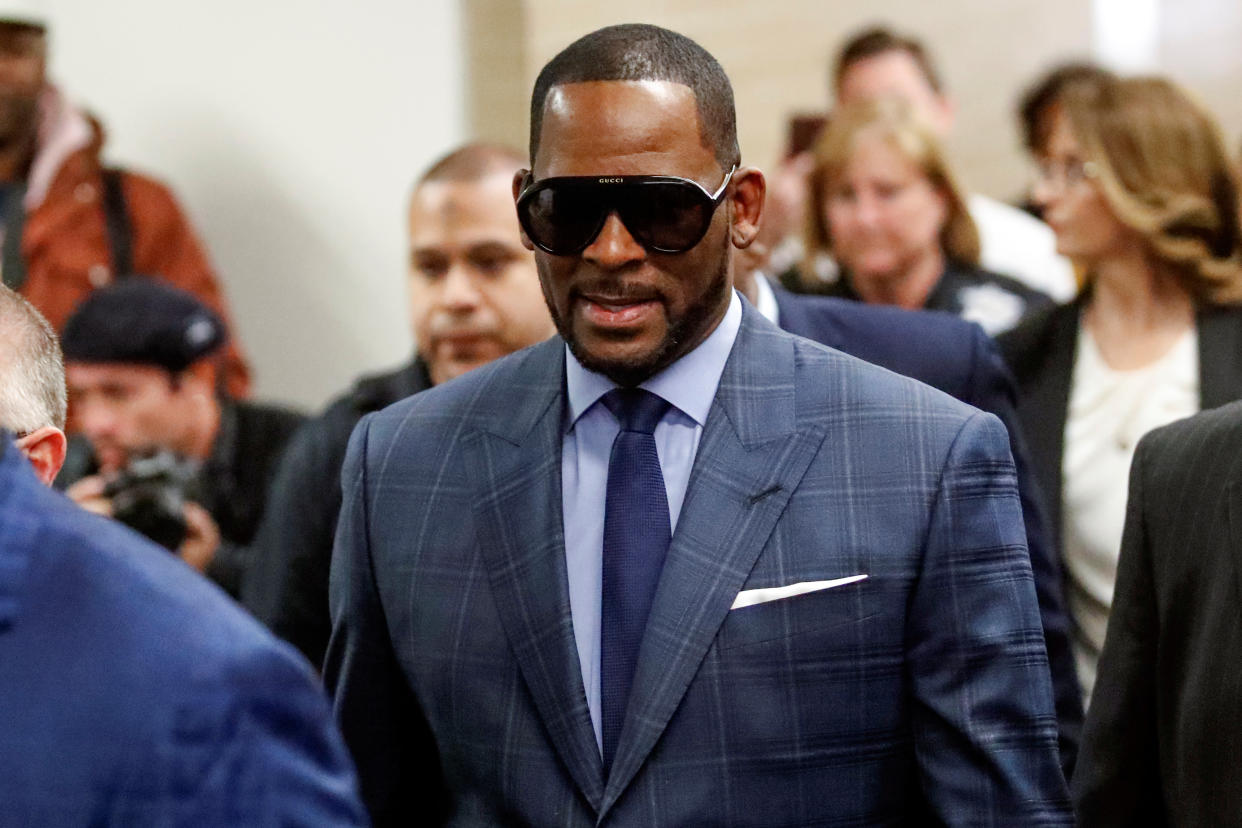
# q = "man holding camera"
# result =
<box><xmin>58</xmin><ymin>278</ymin><xmax>304</xmax><ymax>597</ymax></box>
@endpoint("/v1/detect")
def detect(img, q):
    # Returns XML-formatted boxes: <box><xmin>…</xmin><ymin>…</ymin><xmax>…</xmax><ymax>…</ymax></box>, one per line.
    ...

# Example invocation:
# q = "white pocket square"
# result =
<box><xmin>730</xmin><ymin>574</ymin><xmax>868</xmax><ymax>610</ymax></box>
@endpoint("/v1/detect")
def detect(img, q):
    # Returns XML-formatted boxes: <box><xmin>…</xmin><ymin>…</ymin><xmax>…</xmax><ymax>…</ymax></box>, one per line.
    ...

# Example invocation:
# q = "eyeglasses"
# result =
<box><xmin>1033</xmin><ymin>158</ymin><xmax>1099</xmax><ymax>191</ymax></box>
<box><xmin>515</xmin><ymin>165</ymin><xmax>736</xmax><ymax>255</ymax></box>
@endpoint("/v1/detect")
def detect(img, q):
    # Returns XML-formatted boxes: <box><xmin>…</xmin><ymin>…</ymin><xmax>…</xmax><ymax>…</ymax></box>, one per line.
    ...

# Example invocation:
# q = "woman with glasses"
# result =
<box><xmin>998</xmin><ymin>75</ymin><xmax>1242</xmax><ymax>706</ymax></box>
<box><xmin>791</xmin><ymin>98</ymin><xmax>1052</xmax><ymax>335</ymax></box>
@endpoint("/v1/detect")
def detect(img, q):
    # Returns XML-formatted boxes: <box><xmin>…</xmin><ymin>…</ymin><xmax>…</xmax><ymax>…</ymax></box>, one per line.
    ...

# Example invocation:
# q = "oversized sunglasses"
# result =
<box><xmin>516</xmin><ymin>165</ymin><xmax>736</xmax><ymax>255</ymax></box>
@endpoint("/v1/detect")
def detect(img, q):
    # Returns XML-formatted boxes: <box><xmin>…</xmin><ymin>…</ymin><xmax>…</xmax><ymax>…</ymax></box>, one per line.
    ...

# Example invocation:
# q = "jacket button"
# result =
<box><xmin>88</xmin><ymin>264</ymin><xmax>110</xmax><ymax>286</ymax></box>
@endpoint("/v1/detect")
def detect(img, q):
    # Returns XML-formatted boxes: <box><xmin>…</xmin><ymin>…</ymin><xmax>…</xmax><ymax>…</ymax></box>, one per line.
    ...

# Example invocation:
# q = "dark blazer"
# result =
<box><xmin>326</xmin><ymin>303</ymin><xmax>1070</xmax><ymax>826</ymax></box>
<box><xmin>997</xmin><ymin>299</ymin><xmax>1242</xmax><ymax>545</ymax></box>
<box><xmin>789</xmin><ymin>260</ymin><xmax>1054</xmax><ymax>336</ymax></box>
<box><xmin>0</xmin><ymin>437</ymin><xmax>366</xmax><ymax>825</ymax></box>
<box><xmin>1073</xmin><ymin>400</ymin><xmax>1242</xmax><ymax>825</ymax></box>
<box><xmin>774</xmin><ymin>285</ymin><xmax>1082</xmax><ymax>773</ymax></box>
<box><xmin>243</xmin><ymin>357</ymin><xmax>432</xmax><ymax>668</ymax></box>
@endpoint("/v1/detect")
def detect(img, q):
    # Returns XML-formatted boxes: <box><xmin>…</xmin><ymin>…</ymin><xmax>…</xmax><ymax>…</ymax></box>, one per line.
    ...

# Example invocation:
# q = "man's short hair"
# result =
<box><xmin>832</xmin><ymin>25</ymin><xmax>944</xmax><ymax>95</ymax></box>
<box><xmin>529</xmin><ymin>23</ymin><xmax>740</xmax><ymax>170</ymax></box>
<box><xmin>418</xmin><ymin>143</ymin><xmax>527</xmax><ymax>187</ymax></box>
<box><xmin>0</xmin><ymin>285</ymin><xmax>66</xmax><ymax>432</ymax></box>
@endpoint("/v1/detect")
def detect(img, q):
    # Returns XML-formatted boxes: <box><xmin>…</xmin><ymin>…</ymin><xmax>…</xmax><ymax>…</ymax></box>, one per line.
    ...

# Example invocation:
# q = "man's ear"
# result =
<box><xmin>15</xmin><ymin>426</ymin><xmax>67</xmax><ymax>486</ymax></box>
<box><xmin>728</xmin><ymin>166</ymin><xmax>766</xmax><ymax>250</ymax></box>
<box><xmin>512</xmin><ymin>169</ymin><xmax>536</xmax><ymax>251</ymax></box>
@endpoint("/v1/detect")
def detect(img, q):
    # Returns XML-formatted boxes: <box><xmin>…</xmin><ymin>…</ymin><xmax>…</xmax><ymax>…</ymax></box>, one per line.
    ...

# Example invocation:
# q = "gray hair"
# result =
<box><xmin>0</xmin><ymin>285</ymin><xmax>67</xmax><ymax>432</ymax></box>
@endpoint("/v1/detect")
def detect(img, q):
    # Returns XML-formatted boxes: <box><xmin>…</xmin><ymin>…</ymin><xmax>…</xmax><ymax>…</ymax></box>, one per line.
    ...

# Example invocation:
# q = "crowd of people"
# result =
<box><xmin>1</xmin><ymin>8</ymin><xmax>1240</xmax><ymax>827</ymax></box>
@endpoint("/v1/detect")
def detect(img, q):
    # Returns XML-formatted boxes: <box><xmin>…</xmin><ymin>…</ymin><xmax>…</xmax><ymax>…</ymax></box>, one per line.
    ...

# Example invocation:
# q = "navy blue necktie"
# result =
<box><xmin>600</xmin><ymin>388</ymin><xmax>672</xmax><ymax>773</ymax></box>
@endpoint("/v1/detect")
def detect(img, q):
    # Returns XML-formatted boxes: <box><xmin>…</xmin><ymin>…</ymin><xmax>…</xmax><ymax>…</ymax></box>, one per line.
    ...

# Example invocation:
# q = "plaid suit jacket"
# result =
<box><xmin>326</xmin><ymin>302</ymin><xmax>1071</xmax><ymax>826</ymax></box>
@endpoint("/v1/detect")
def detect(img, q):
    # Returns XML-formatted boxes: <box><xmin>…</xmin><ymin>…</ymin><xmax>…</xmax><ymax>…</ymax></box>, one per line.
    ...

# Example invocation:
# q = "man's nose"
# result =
<box><xmin>438</xmin><ymin>263</ymin><xmax>483</xmax><ymax>310</ymax></box>
<box><xmin>583</xmin><ymin>212</ymin><xmax>646</xmax><ymax>268</ymax></box>
<box><xmin>75</xmin><ymin>402</ymin><xmax>115</xmax><ymax>439</ymax></box>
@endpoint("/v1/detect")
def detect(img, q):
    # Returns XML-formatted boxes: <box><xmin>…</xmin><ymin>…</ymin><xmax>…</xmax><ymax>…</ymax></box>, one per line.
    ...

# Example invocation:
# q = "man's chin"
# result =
<box><xmin>564</xmin><ymin>335</ymin><xmax>675</xmax><ymax>387</ymax></box>
<box><xmin>429</xmin><ymin>357</ymin><xmax>496</xmax><ymax>386</ymax></box>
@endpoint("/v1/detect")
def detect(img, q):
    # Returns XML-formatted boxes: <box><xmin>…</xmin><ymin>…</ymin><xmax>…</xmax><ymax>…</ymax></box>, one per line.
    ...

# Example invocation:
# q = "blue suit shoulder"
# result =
<box><xmin>0</xmin><ymin>444</ymin><xmax>367</xmax><ymax>826</ymax></box>
<box><xmin>772</xmin><ymin>287</ymin><xmax>992</xmax><ymax>400</ymax></box>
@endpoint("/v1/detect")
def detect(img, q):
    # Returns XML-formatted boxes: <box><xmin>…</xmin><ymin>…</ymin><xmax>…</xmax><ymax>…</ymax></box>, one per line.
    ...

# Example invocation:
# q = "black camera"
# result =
<box><xmin>102</xmin><ymin>451</ymin><xmax>200</xmax><ymax>551</ymax></box>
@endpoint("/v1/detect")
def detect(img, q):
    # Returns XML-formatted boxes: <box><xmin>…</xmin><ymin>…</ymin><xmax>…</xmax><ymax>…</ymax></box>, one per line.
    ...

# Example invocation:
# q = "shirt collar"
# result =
<box><xmin>566</xmin><ymin>289</ymin><xmax>743</xmax><ymax>428</ymax></box>
<box><xmin>751</xmin><ymin>272</ymin><xmax>781</xmax><ymax>325</ymax></box>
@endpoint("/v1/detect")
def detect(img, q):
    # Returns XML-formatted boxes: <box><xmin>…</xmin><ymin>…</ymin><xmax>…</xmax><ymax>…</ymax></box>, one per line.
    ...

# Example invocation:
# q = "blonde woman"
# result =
<box><xmin>998</xmin><ymin>76</ymin><xmax>1242</xmax><ymax>705</ymax></box>
<box><xmin>798</xmin><ymin>98</ymin><xmax>1052</xmax><ymax>335</ymax></box>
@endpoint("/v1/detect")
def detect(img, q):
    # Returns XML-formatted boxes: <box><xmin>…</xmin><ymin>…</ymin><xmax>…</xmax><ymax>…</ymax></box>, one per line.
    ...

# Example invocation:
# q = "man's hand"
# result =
<box><xmin>67</xmin><ymin>475</ymin><xmax>219</xmax><ymax>572</ymax></box>
<box><xmin>65</xmin><ymin>474</ymin><xmax>114</xmax><ymax>517</ymax></box>
<box><xmin>179</xmin><ymin>501</ymin><xmax>221</xmax><ymax>573</ymax></box>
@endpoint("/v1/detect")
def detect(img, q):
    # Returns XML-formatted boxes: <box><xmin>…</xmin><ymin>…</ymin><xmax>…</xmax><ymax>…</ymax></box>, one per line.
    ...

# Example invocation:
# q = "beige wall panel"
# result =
<box><xmin>464</xmin><ymin>0</ymin><xmax>531</xmax><ymax>150</ymax></box>
<box><xmin>468</xmin><ymin>0</ymin><xmax>1093</xmax><ymax>199</ymax></box>
<box><xmin>1159</xmin><ymin>0</ymin><xmax>1242</xmax><ymax>156</ymax></box>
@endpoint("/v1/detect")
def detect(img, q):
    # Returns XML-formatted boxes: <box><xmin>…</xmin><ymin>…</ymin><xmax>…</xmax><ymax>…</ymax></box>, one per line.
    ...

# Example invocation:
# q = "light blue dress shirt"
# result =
<box><xmin>562</xmin><ymin>289</ymin><xmax>743</xmax><ymax>752</ymax></box>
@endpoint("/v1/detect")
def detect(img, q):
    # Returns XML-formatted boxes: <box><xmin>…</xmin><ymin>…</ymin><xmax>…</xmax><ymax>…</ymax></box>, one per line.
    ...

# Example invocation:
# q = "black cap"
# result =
<box><xmin>61</xmin><ymin>278</ymin><xmax>227</xmax><ymax>373</ymax></box>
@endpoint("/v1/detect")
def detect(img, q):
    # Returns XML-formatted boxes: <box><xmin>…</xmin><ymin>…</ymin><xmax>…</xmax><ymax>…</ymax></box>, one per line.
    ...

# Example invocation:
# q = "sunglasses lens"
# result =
<box><xmin>622</xmin><ymin>182</ymin><xmax>714</xmax><ymax>252</ymax></box>
<box><xmin>519</xmin><ymin>185</ymin><xmax>605</xmax><ymax>254</ymax></box>
<box><xmin>518</xmin><ymin>174</ymin><xmax>724</xmax><ymax>254</ymax></box>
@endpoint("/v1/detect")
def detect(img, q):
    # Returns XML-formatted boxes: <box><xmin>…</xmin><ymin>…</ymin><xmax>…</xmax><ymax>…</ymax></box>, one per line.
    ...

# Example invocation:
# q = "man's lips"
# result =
<box><xmin>577</xmin><ymin>293</ymin><xmax>661</xmax><ymax>327</ymax></box>
<box><xmin>433</xmin><ymin>331</ymin><xmax>486</xmax><ymax>344</ymax></box>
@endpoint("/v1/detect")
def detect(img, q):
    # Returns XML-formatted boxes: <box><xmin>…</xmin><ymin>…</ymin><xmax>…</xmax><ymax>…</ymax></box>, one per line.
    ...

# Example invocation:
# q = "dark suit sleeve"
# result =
<box><xmin>175</xmin><ymin>642</ymin><xmax>369</xmax><ymax>826</ymax></box>
<box><xmin>907</xmin><ymin>411</ymin><xmax>1072</xmax><ymax>823</ymax></box>
<box><xmin>965</xmin><ymin>327</ymin><xmax>1083</xmax><ymax>776</ymax></box>
<box><xmin>1072</xmin><ymin>436</ymin><xmax>1166</xmax><ymax>826</ymax></box>
<box><xmin>243</xmin><ymin>413</ymin><xmax>351</xmax><ymax>668</ymax></box>
<box><xmin>323</xmin><ymin>417</ymin><xmax>449</xmax><ymax>827</ymax></box>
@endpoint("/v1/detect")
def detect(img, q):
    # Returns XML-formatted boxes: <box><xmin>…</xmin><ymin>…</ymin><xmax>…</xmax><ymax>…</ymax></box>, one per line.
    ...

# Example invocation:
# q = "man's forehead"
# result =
<box><xmin>542</xmin><ymin>79</ymin><xmax>695</xmax><ymax>119</ymax></box>
<box><xmin>0</xmin><ymin>22</ymin><xmax>45</xmax><ymax>54</ymax></box>
<box><xmin>838</xmin><ymin>50</ymin><xmax>937</xmax><ymax>101</ymax></box>
<box><xmin>533</xmin><ymin>80</ymin><xmax>713</xmax><ymax>177</ymax></box>
<box><xmin>66</xmin><ymin>362</ymin><xmax>167</xmax><ymax>386</ymax></box>
<box><xmin>409</xmin><ymin>172</ymin><xmax>520</xmax><ymax>235</ymax></box>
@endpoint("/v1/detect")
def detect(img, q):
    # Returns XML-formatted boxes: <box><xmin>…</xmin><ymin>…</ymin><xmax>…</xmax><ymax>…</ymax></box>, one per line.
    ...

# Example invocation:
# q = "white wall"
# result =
<box><xmin>45</xmin><ymin>0</ymin><xmax>465</xmax><ymax>408</ymax></box>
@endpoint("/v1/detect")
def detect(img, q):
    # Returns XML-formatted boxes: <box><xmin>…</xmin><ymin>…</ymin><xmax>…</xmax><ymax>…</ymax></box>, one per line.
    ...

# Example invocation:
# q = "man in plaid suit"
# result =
<box><xmin>326</xmin><ymin>24</ymin><xmax>1071</xmax><ymax>826</ymax></box>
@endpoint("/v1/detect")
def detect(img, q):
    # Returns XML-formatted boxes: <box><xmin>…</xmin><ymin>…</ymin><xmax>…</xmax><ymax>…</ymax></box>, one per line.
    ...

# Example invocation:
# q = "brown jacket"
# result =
<box><xmin>18</xmin><ymin>114</ymin><xmax>251</xmax><ymax>397</ymax></box>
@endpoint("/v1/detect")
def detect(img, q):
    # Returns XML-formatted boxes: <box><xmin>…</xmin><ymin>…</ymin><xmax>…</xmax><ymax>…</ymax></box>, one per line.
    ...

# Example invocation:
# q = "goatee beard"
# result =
<box><xmin>555</xmin><ymin>253</ymin><xmax>732</xmax><ymax>387</ymax></box>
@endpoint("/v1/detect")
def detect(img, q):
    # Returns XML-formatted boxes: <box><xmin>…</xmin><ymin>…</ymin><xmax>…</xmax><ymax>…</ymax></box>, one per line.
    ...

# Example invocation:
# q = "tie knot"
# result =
<box><xmin>602</xmin><ymin>388</ymin><xmax>670</xmax><ymax>435</ymax></box>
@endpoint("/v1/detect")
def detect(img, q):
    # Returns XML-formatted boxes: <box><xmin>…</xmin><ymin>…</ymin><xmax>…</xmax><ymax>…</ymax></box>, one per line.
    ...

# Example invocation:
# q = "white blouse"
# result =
<box><xmin>1062</xmin><ymin>324</ymin><xmax>1198</xmax><ymax>706</ymax></box>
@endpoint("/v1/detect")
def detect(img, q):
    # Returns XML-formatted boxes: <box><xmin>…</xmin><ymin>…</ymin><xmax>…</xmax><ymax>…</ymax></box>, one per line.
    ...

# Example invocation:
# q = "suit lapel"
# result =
<box><xmin>599</xmin><ymin>308</ymin><xmax>827</xmax><ymax>816</ymax></box>
<box><xmin>1019</xmin><ymin>303</ymin><xmax>1078</xmax><ymax>542</ymax></box>
<box><xmin>1197</xmin><ymin>305</ymin><xmax>1242</xmax><ymax>410</ymax></box>
<box><xmin>462</xmin><ymin>341</ymin><xmax>605</xmax><ymax>812</ymax></box>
